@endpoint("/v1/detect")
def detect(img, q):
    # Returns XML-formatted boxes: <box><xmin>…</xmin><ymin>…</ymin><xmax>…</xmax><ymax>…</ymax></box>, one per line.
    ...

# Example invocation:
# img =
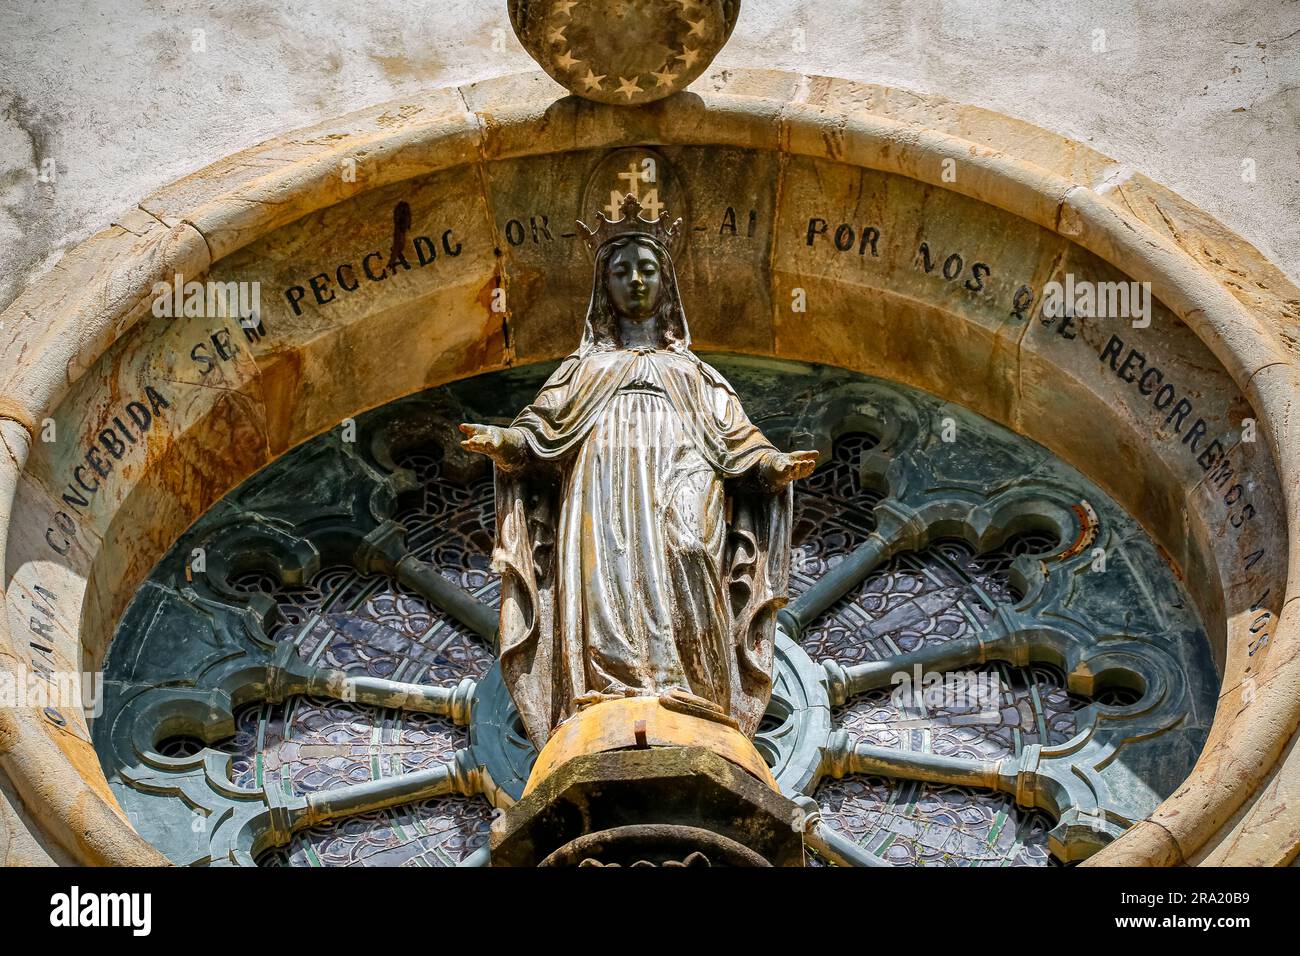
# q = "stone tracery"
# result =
<box><xmin>94</xmin><ymin>360</ymin><xmax>1212</xmax><ymax>866</ymax></box>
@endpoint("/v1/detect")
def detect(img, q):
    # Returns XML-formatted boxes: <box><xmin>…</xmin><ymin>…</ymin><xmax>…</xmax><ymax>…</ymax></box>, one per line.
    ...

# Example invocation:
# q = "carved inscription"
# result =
<box><xmin>24</xmin><ymin>584</ymin><xmax>68</xmax><ymax>726</ymax></box>
<box><xmin>499</xmin><ymin>205</ymin><xmax>762</xmax><ymax>248</ymax></box>
<box><xmin>804</xmin><ymin>217</ymin><xmax>1002</xmax><ymax>304</ymax></box>
<box><xmin>282</xmin><ymin>201</ymin><xmax>465</xmax><ymax>317</ymax></box>
<box><xmin>1097</xmin><ymin>332</ymin><xmax>1251</xmax><ymax>524</ymax></box>
<box><xmin>45</xmin><ymin>386</ymin><xmax>171</xmax><ymax>556</ymax></box>
<box><xmin>1093</xmin><ymin>330</ymin><xmax>1272</xmax><ymax>654</ymax></box>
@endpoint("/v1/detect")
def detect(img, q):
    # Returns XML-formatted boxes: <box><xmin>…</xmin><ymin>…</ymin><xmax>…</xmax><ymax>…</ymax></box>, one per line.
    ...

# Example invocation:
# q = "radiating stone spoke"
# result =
<box><xmin>281</xmin><ymin>748</ymin><xmax>484</xmax><ymax>832</ymax></box>
<box><xmin>852</xmin><ymin>740</ymin><xmax>1006</xmax><ymax>790</ymax></box>
<box><xmin>792</xmin><ymin>796</ymin><xmax>893</xmax><ymax>867</ymax></box>
<box><xmin>263</xmin><ymin>640</ymin><xmax>479</xmax><ymax>723</ymax></box>
<box><xmin>358</xmin><ymin>519</ymin><xmax>499</xmax><ymax>645</ymax></box>
<box><xmin>457</xmin><ymin>845</ymin><xmax>492</xmax><ymax>867</ymax></box>
<box><xmin>820</xmin><ymin>727</ymin><xmax>1008</xmax><ymax>791</ymax></box>
<box><xmin>815</xmin><ymin>730</ymin><xmax>1116</xmax><ymax>861</ymax></box>
<box><xmin>322</xmin><ymin>672</ymin><xmax>477</xmax><ymax>722</ymax></box>
<box><xmin>786</xmin><ymin>535</ymin><xmax>892</xmax><ymax>634</ymax></box>
<box><xmin>394</xmin><ymin>554</ymin><xmax>499</xmax><ymax>644</ymax></box>
<box><xmin>823</xmin><ymin>638</ymin><xmax>979</xmax><ymax>706</ymax></box>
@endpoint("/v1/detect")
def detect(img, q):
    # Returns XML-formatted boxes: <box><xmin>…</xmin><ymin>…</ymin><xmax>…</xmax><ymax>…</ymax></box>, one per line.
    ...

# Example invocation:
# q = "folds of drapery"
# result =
<box><xmin>491</xmin><ymin>348</ymin><xmax>793</xmax><ymax>749</ymax></box>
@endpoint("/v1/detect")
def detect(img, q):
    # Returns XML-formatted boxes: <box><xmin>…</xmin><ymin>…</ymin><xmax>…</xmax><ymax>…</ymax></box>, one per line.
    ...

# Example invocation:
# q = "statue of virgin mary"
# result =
<box><xmin>459</xmin><ymin>195</ymin><xmax>817</xmax><ymax>750</ymax></box>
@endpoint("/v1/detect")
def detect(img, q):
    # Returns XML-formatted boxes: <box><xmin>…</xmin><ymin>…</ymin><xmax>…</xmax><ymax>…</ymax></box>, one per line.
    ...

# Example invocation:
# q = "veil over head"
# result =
<box><xmin>577</xmin><ymin>233</ymin><xmax>691</xmax><ymax>355</ymax></box>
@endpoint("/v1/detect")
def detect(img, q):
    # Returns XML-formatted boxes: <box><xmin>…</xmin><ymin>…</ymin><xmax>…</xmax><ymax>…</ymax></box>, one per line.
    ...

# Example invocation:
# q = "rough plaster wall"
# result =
<box><xmin>0</xmin><ymin>0</ymin><xmax>1296</xmax><ymax>316</ymax></box>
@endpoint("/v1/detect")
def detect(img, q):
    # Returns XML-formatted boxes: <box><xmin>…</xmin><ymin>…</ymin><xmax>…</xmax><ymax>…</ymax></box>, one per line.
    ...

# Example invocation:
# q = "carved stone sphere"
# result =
<box><xmin>509</xmin><ymin>0</ymin><xmax>741</xmax><ymax>106</ymax></box>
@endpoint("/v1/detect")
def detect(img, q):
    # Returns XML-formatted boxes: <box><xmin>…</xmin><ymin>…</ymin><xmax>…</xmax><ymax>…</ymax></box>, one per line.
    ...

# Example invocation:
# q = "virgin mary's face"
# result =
<box><xmin>605</xmin><ymin>241</ymin><xmax>663</xmax><ymax>320</ymax></box>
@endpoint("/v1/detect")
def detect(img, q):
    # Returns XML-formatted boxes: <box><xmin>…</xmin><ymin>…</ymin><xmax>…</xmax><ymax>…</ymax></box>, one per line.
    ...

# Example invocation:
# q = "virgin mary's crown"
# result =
<box><xmin>578</xmin><ymin>194</ymin><xmax>682</xmax><ymax>254</ymax></box>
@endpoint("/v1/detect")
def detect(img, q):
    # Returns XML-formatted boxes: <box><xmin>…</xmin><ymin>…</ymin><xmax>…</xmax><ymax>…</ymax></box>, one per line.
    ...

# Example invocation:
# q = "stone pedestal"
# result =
<box><xmin>490</xmin><ymin>695</ymin><xmax>805</xmax><ymax>866</ymax></box>
<box><xmin>490</xmin><ymin>745</ymin><xmax>806</xmax><ymax>866</ymax></box>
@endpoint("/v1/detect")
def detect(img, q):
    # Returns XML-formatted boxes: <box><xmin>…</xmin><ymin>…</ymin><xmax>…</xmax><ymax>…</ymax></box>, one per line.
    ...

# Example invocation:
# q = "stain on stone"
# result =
<box><xmin>387</xmin><ymin>200</ymin><xmax>412</xmax><ymax>275</ymax></box>
<box><xmin>0</xmin><ymin>93</ymin><xmax>59</xmax><ymax>314</ymax></box>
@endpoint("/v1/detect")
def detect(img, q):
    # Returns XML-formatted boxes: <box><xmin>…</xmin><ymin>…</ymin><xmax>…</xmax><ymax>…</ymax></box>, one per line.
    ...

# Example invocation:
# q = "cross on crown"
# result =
<box><xmin>578</xmin><ymin>194</ymin><xmax>682</xmax><ymax>253</ymax></box>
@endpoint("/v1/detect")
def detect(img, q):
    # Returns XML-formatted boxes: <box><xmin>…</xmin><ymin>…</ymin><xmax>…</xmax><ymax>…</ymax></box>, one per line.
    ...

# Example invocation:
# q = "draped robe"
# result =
<box><xmin>492</xmin><ymin>346</ymin><xmax>793</xmax><ymax>749</ymax></box>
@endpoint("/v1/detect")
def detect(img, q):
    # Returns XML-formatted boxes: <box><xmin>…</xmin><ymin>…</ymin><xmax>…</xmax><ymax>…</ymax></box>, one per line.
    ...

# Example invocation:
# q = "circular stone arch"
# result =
<box><xmin>1</xmin><ymin>68</ymin><xmax>1298</xmax><ymax>867</ymax></box>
